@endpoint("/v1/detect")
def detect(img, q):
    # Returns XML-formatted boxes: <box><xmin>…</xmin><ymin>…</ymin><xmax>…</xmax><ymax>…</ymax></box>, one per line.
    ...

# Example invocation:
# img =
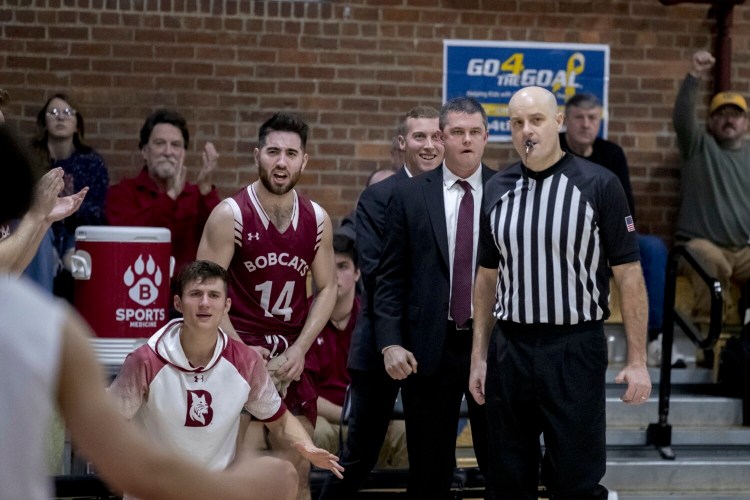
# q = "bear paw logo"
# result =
<box><xmin>123</xmin><ymin>254</ymin><xmax>162</xmax><ymax>306</ymax></box>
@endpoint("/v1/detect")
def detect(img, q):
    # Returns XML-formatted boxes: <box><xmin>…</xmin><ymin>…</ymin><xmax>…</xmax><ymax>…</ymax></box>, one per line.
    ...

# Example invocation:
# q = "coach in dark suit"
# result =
<box><xmin>319</xmin><ymin>106</ymin><xmax>445</xmax><ymax>499</ymax></box>
<box><xmin>373</xmin><ymin>97</ymin><xmax>492</xmax><ymax>499</ymax></box>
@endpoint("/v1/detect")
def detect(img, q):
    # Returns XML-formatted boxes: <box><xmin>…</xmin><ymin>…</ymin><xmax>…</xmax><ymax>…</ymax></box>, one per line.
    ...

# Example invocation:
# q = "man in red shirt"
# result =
<box><xmin>307</xmin><ymin>229</ymin><xmax>360</xmax><ymax>453</ymax></box>
<box><xmin>106</xmin><ymin>109</ymin><xmax>220</xmax><ymax>276</ymax></box>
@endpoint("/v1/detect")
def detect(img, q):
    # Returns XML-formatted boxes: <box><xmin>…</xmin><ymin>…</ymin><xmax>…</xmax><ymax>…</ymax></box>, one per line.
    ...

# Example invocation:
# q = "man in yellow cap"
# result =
<box><xmin>673</xmin><ymin>50</ymin><xmax>750</xmax><ymax>343</ymax></box>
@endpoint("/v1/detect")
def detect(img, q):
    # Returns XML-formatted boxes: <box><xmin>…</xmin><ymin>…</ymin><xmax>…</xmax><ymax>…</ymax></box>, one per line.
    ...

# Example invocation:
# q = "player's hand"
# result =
<box><xmin>197</xmin><ymin>142</ymin><xmax>219</xmax><ymax>195</ymax></box>
<box><xmin>249</xmin><ymin>345</ymin><xmax>271</xmax><ymax>361</ymax></box>
<box><xmin>383</xmin><ymin>346</ymin><xmax>417</xmax><ymax>380</ymax></box>
<box><xmin>48</xmin><ymin>187</ymin><xmax>88</xmax><ymax>223</ymax></box>
<box><xmin>615</xmin><ymin>363</ymin><xmax>652</xmax><ymax>405</ymax></box>
<box><xmin>275</xmin><ymin>344</ymin><xmax>305</xmax><ymax>383</ymax></box>
<box><xmin>292</xmin><ymin>442</ymin><xmax>344</xmax><ymax>479</ymax></box>
<box><xmin>691</xmin><ymin>50</ymin><xmax>715</xmax><ymax>79</ymax></box>
<box><xmin>31</xmin><ymin>168</ymin><xmax>65</xmax><ymax>220</ymax></box>
<box><xmin>469</xmin><ymin>357</ymin><xmax>487</xmax><ymax>405</ymax></box>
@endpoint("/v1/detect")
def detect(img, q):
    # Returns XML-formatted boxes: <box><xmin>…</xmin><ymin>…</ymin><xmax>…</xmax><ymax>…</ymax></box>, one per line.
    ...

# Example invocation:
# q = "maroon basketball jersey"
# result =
<box><xmin>224</xmin><ymin>184</ymin><xmax>323</xmax><ymax>351</ymax></box>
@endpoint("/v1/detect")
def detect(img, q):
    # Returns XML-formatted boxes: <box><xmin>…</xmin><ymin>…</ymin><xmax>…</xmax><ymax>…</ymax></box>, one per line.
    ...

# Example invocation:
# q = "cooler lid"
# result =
<box><xmin>75</xmin><ymin>226</ymin><xmax>171</xmax><ymax>243</ymax></box>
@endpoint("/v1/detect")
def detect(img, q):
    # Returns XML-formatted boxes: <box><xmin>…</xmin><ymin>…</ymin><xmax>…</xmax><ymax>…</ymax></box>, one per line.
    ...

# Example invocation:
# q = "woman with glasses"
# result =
<box><xmin>30</xmin><ymin>93</ymin><xmax>109</xmax><ymax>300</ymax></box>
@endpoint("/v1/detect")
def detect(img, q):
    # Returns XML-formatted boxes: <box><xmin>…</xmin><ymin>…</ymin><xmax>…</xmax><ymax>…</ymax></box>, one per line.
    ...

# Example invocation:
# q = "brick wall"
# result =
<box><xmin>2</xmin><ymin>0</ymin><xmax>749</xmax><ymax>242</ymax></box>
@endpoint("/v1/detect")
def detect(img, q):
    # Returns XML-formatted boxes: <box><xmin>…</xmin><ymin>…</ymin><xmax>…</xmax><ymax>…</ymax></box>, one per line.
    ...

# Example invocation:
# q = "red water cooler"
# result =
<box><xmin>72</xmin><ymin>226</ymin><xmax>173</xmax><ymax>338</ymax></box>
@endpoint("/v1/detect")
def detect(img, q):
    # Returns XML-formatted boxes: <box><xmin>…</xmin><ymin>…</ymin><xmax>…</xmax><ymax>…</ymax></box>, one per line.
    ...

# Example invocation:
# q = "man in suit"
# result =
<box><xmin>373</xmin><ymin>96</ymin><xmax>491</xmax><ymax>499</ymax></box>
<box><xmin>318</xmin><ymin>105</ymin><xmax>444</xmax><ymax>499</ymax></box>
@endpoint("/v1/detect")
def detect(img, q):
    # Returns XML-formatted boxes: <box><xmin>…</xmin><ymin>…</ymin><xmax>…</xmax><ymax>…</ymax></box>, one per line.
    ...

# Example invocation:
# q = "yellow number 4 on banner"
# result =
<box><xmin>500</xmin><ymin>53</ymin><xmax>525</xmax><ymax>75</ymax></box>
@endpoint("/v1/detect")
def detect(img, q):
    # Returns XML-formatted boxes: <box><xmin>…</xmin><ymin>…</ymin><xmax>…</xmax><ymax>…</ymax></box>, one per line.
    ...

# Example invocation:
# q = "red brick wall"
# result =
<box><xmin>2</xmin><ymin>0</ymin><xmax>749</xmax><ymax>242</ymax></box>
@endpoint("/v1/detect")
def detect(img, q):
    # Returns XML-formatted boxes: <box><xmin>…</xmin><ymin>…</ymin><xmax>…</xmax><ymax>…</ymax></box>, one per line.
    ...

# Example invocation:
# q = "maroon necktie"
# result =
<box><xmin>450</xmin><ymin>180</ymin><xmax>473</xmax><ymax>328</ymax></box>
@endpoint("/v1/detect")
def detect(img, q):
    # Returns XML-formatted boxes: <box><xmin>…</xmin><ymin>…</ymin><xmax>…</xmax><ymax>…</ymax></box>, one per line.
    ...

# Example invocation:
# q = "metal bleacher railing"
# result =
<box><xmin>646</xmin><ymin>243</ymin><xmax>723</xmax><ymax>460</ymax></box>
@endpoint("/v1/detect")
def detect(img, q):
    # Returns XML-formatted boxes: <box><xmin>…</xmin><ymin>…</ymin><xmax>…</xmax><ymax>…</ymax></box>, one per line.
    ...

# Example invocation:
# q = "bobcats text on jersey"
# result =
<box><xmin>243</xmin><ymin>251</ymin><xmax>310</xmax><ymax>276</ymax></box>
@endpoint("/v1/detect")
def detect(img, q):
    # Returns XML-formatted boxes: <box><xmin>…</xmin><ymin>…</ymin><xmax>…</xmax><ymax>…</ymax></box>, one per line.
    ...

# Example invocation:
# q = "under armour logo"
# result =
<box><xmin>248</xmin><ymin>232</ymin><xmax>260</xmax><ymax>241</ymax></box>
<box><xmin>194</xmin><ymin>375</ymin><xmax>203</xmax><ymax>382</ymax></box>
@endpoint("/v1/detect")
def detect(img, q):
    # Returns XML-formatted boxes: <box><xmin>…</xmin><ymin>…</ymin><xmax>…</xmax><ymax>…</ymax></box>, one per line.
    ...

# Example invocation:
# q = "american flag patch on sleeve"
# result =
<box><xmin>625</xmin><ymin>215</ymin><xmax>635</xmax><ymax>232</ymax></box>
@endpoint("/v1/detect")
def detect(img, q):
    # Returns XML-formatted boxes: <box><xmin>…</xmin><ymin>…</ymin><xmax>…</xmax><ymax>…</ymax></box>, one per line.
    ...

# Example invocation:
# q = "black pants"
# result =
<box><xmin>318</xmin><ymin>368</ymin><xmax>400</xmax><ymax>499</ymax></box>
<box><xmin>484</xmin><ymin>321</ymin><xmax>608</xmax><ymax>500</ymax></box>
<box><xmin>401</xmin><ymin>324</ymin><xmax>489</xmax><ymax>500</ymax></box>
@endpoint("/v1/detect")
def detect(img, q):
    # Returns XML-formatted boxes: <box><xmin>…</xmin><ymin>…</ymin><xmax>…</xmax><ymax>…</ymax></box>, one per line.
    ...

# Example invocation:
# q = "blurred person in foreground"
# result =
<box><xmin>0</xmin><ymin>126</ymin><xmax>298</xmax><ymax>500</ymax></box>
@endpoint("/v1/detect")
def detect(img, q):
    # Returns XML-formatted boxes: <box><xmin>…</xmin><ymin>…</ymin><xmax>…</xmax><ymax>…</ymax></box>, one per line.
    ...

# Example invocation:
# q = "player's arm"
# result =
<box><xmin>1</xmin><ymin>209</ymin><xmax>49</xmax><ymax>273</ymax></box>
<box><xmin>107</xmin><ymin>350</ymin><xmax>148</xmax><ymax>420</ymax></box>
<box><xmin>1</xmin><ymin>168</ymin><xmax>86</xmax><ymax>273</ymax></box>
<box><xmin>57</xmin><ymin>310</ymin><xmax>297</xmax><ymax>500</ymax></box>
<box><xmin>276</xmin><ymin>210</ymin><xmax>336</xmax><ymax>383</ymax></box>
<box><xmin>197</xmin><ymin>201</ymin><xmax>242</xmax><ymax>340</ymax></box>
<box><xmin>265</xmin><ymin>410</ymin><xmax>344</xmax><ymax>479</ymax></box>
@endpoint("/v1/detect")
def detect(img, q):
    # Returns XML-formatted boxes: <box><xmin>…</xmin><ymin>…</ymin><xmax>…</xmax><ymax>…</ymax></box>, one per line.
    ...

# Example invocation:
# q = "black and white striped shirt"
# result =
<box><xmin>478</xmin><ymin>154</ymin><xmax>639</xmax><ymax>325</ymax></box>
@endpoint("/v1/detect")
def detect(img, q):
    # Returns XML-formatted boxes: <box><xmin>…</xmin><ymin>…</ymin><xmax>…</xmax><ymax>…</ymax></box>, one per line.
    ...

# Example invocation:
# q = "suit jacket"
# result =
<box><xmin>373</xmin><ymin>164</ymin><xmax>495</xmax><ymax>377</ymax></box>
<box><xmin>348</xmin><ymin>168</ymin><xmax>410</xmax><ymax>372</ymax></box>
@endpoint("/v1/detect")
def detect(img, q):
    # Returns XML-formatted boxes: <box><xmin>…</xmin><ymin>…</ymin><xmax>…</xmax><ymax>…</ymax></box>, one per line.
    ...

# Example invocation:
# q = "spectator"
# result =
<box><xmin>106</xmin><ymin>108</ymin><xmax>220</xmax><ymax>278</ymax></box>
<box><xmin>108</xmin><ymin>259</ymin><xmax>343</xmax><ymax>494</ymax></box>
<box><xmin>0</xmin><ymin>125</ymin><xmax>299</xmax><ymax>500</ymax></box>
<box><xmin>673</xmin><ymin>50</ymin><xmax>750</xmax><ymax>338</ymax></box>
<box><xmin>340</xmin><ymin>166</ymin><xmax>396</xmax><ymax>238</ymax></box>
<box><xmin>307</xmin><ymin>231</ymin><xmax>361</xmax><ymax>454</ymax></box>
<box><xmin>373</xmin><ymin>98</ymin><xmax>492</xmax><ymax>499</ymax></box>
<box><xmin>470</xmin><ymin>86</ymin><xmax>651</xmax><ymax>500</ymax></box>
<box><xmin>367</xmin><ymin>166</ymin><xmax>397</xmax><ymax>187</ymax></box>
<box><xmin>318</xmin><ymin>105</ymin><xmax>444</xmax><ymax>499</ymax></box>
<box><xmin>197</xmin><ymin>112</ymin><xmax>337</xmax><ymax>500</ymax></box>
<box><xmin>0</xmin><ymin>88</ymin><xmax>9</xmax><ymax>123</ymax></box>
<box><xmin>32</xmin><ymin>93</ymin><xmax>109</xmax><ymax>300</ymax></box>
<box><xmin>559</xmin><ymin>93</ymin><xmax>678</xmax><ymax>366</ymax></box>
<box><xmin>389</xmin><ymin>129</ymin><xmax>406</xmax><ymax>169</ymax></box>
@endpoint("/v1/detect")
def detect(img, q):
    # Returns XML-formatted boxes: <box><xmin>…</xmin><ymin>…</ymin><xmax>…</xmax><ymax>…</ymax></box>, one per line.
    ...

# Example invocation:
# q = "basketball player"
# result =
<box><xmin>198</xmin><ymin>112</ymin><xmax>337</xmax><ymax>500</ymax></box>
<box><xmin>108</xmin><ymin>260</ymin><xmax>343</xmax><ymax>491</ymax></box>
<box><xmin>0</xmin><ymin>125</ymin><xmax>298</xmax><ymax>500</ymax></box>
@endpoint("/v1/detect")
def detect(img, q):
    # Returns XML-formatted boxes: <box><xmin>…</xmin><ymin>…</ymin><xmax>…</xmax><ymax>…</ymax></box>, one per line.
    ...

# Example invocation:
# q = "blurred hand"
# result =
<box><xmin>691</xmin><ymin>50</ymin><xmax>715</xmax><ymax>79</ymax></box>
<box><xmin>31</xmin><ymin>168</ymin><xmax>65</xmax><ymax>220</ymax></box>
<box><xmin>166</xmin><ymin>165</ymin><xmax>187</xmax><ymax>200</ymax></box>
<box><xmin>197</xmin><ymin>142</ymin><xmax>219</xmax><ymax>195</ymax></box>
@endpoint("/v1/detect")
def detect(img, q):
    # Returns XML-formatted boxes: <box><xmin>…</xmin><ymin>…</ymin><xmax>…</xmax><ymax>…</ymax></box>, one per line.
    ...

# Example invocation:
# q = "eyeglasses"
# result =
<box><xmin>46</xmin><ymin>107</ymin><xmax>76</xmax><ymax>119</ymax></box>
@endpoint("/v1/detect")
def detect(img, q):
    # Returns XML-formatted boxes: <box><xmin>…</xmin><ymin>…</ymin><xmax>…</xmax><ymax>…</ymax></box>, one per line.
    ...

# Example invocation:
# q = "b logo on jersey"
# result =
<box><xmin>123</xmin><ymin>254</ymin><xmax>163</xmax><ymax>306</ymax></box>
<box><xmin>185</xmin><ymin>390</ymin><xmax>213</xmax><ymax>427</ymax></box>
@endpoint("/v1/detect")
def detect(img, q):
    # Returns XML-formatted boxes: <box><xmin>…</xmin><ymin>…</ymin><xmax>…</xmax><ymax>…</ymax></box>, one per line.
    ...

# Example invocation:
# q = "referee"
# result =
<box><xmin>469</xmin><ymin>86</ymin><xmax>652</xmax><ymax>500</ymax></box>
